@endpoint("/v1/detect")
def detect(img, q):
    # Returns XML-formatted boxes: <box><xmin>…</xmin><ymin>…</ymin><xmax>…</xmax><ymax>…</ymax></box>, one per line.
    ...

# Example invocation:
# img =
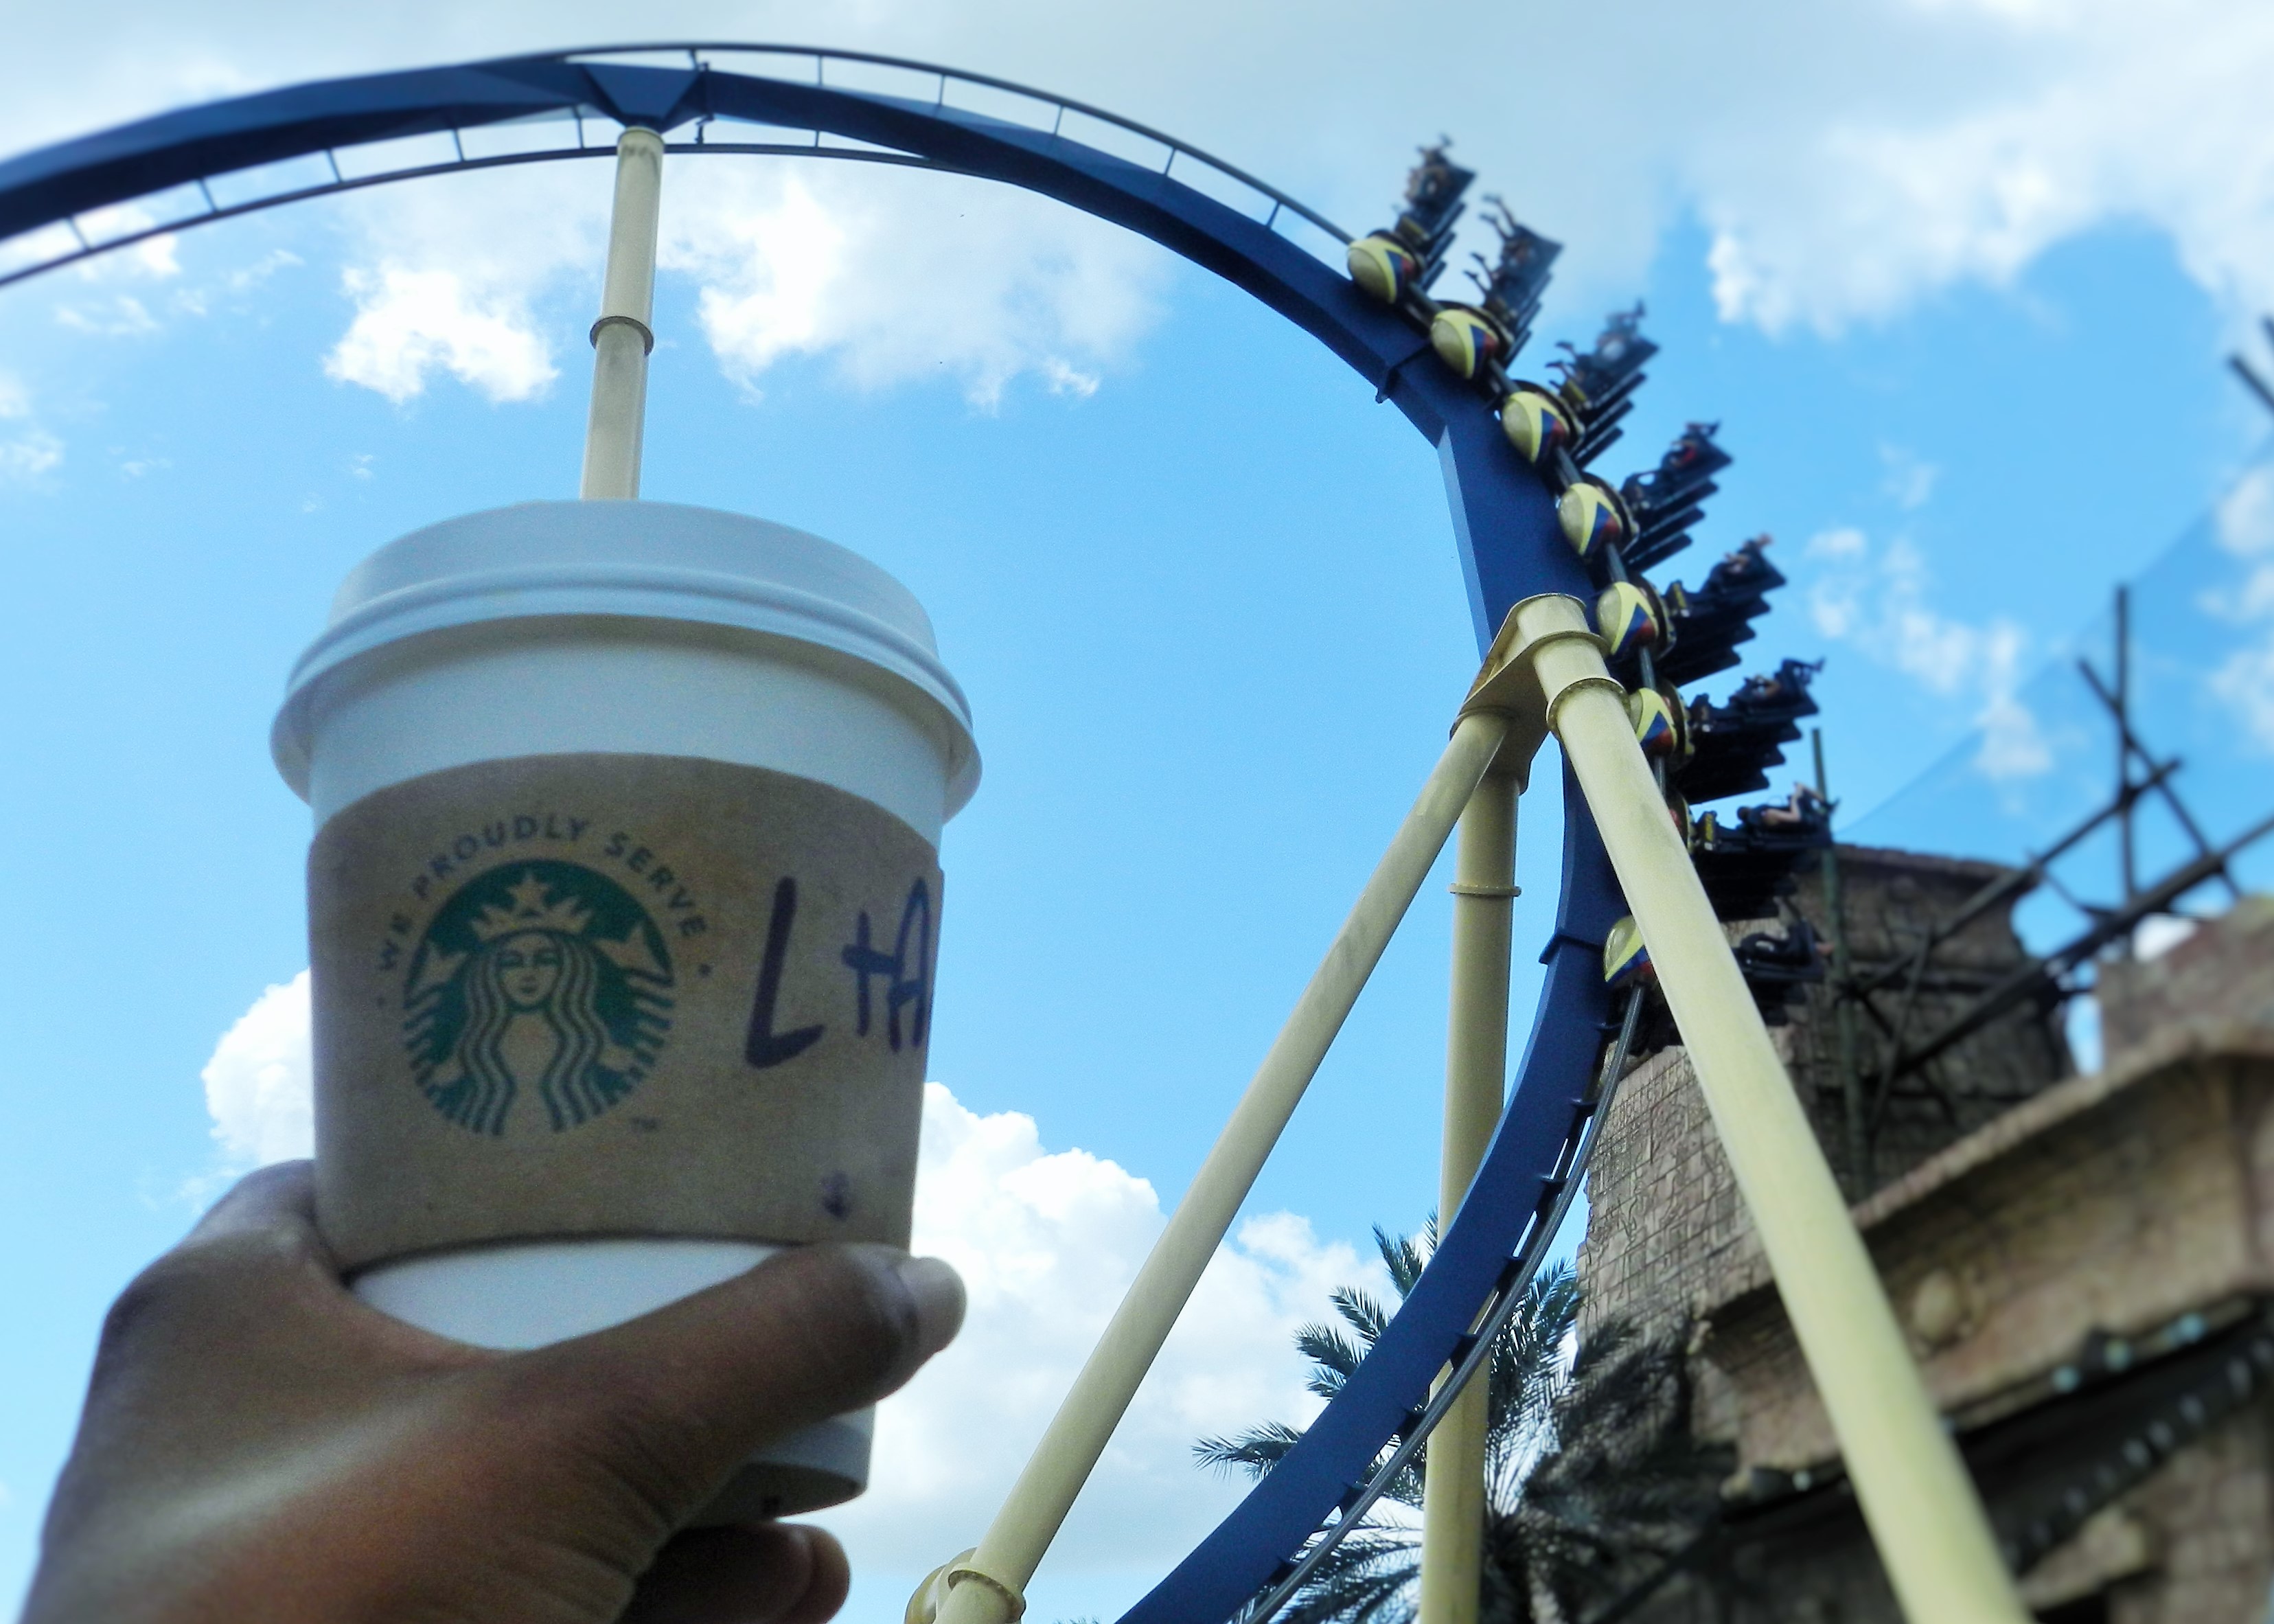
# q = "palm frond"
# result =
<box><xmin>1277</xmin><ymin>1524</ymin><xmax>1421</xmax><ymax>1624</ymax></box>
<box><xmin>1329</xmin><ymin>1286</ymin><xmax>1393</xmax><ymax>1347</ymax></box>
<box><xmin>1194</xmin><ymin>1420</ymin><xmax>1306</xmax><ymax>1480</ymax></box>
<box><xmin>1372</xmin><ymin>1220</ymin><xmax>1433</xmax><ymax>1298</ymax></box>
<box><xmin>1488</xmin><ymin>1263</ymin><xmax>1581</xmax><ymax>1438</ymax></box>
<box><xmin>1197</xmin><ymin>1226</ymin><xmax>1725</xmax><ymax>1624</ymax></box>
<box><xmin>1515</xmin><ymin>1316</ymin><xmax>1731</xmax><ymax>1616</ymax></box>
<box><xmin>1294</xmin><ymin>1321</ymin><xmax>1366</xmax><ymax>1402</ymax></box>
<box><xmin>1294</xmin><ymin>1320</ymin><xmax>1369</xmax><ymax>1391</ymax></box>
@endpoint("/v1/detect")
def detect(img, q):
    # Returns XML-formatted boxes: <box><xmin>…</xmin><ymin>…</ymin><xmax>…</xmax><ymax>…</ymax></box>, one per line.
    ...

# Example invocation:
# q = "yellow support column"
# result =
<box><xmin>1473</xmin><ymin>595</ymin><xmax>2026</xmax><ymax>1624</ymax></box>
<box><xmin>1416</xmin><ymin>770</ymin><xmax>1518</xmax><ymax>1624</ymax></box>
<box><xmin>926</xmin><ymin>712</ymin><xmax>1513</xmax><ymax>1624</ymax></box>
<box><xmin>579</xmin><ymin>126</ymin><xmax>663</xmax><ymax>500</ymax></box>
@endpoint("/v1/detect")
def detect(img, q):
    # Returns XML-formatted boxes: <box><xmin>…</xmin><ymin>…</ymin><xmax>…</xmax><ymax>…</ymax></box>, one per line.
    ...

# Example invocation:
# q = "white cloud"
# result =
<box><xmin>67</xmin><ymin>201</ymin><xmax>182</xmax><ymax>281</ymax></box>
<box><xmin>0</xmin><ymin>431</ymin><xmax>62</xmax><ymax>483</ymax></box>
<box><xmin>668</xmin><ymin>166</ymin><xmax>1160</xmax><ymax>409</ymax></box>
<box><xmin>308</xmin><ymin>159</ymin><xmax>599</xmax><ymax>404</ymax></box>
<box><xmin>1879</xmin><ymin>443</ymin><xmax>1940</xmax><ymax>512</ymax></box>
<box><xmin>2216</xmin><ymin>464</ymin><xmax>2274</xmax><ymax>558</ymax></box>
<box><xmin>1806</xmin><ymin>527</ymin><xmax>2052</xmax><ymax>779</ymax></box>
<box><xmin>0</xmin><ymin>373</ymin><xmax>63</xmax><ymax>485</ymax></box>
<box><xmin>2205</xmin><ymin>464</ymin><xmax>2274</xmax><ymax>752</ymax></box>
<box><xmin>54</xmin><ymin>294</ymin><xmax>160</xmax><ymax>336</ymax></box>
<box><xmin>202</xmin><ymin>971</ymin><xmax>314</xmax><ymax>1169</ymax></box>
<box><xmin>2133</xmin><ymin>913</ymin><xmax>2198</xmax><ymax>960</ymax></box>
<box><xmin>823</xmin><ymin>1084</ymin><xmax>1368</xmax><ymax>1577</ymax></box>
<box><xmin>301</xmin><ymin>152</ymin><xmax>1166</xmax><ymax>413</ymax></box>
<box><xmin>7</xmin><ymin>1</ymin><xmax>2274</xmax><ymax>406</ymax></box>
<box><xmin>2201</xmin><ymin>562</ymin><xmax>2274</xmax><ymax>628</ymax></box>
<box><xmin>1695</xmin><ymin>2</ymin><xmax>2274</xmax><ymax>338</ymax></box>
<box><xmin>226</xmin><ymin>249</ymin><xmax>303</xmax><ymax>293</ymax></box>
<box><xmin>324</xmin><ymin>264</ymin><xmax>558</xmax><ymax>403</ymax></box>
<box><xmin>197</xmin><ymin>979</ymin><xmax>1367</xmax><ymax>1584</ymax></box>
<box><xmin>1805</xmin><ymin>525</ymin><xmax>1870</xmax><ymax>565</ymax></box>
<box><xmin>2209</xmin><ymin>610</ymin><xmax>2274</xmax><ymax>754</ymax></box>
<box><xmin>1973</xmin><ymin>687</ymin><xmax>2055</xmax><ymax>781</ymax></box>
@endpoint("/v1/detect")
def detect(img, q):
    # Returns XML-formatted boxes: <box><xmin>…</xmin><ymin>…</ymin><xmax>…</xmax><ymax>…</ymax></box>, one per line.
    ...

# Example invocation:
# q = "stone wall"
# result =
<box><xmin>1697</xmin><ymin>1031</ymin><xmax>2274</xmax><ymax>1471</ymax></box>
<box><xmin>2099</xmin><ymin>895</ymin><xmax>2274</xmax><ymax>1063</ymax></box>
<box><xmin>1592</xmin><ymin>1033</ymin><xmax>2274</xmax><ymax>1624</ymax></box>
<box><xmin>2111</xmin><ymin>1411</ymin><xmax>2274</xmax><ymax>1624</ymax></box>
<box><xmin>1570</xmin><ymin>866</ymin><xmax>2274</xmax><ymax>1624</ymax></box>
<box><xmin>1573</xmin><ymin>1033</ymin><xmax>1759</xmax><ymax>1349</ymax></box>
<box><xmin>1780</xmin><ymin>843</ymin><xmax>2074</xmax><ymax>1197</ymax></box>
<box><xmin>1577</xmin><ymin>842</ymin><xmax>2072</xmax><ymax>1345</ymax></box>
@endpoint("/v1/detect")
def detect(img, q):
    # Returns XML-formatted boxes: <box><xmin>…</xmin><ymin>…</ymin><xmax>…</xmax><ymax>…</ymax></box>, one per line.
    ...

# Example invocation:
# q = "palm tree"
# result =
<box><xmin>1195</xmin><ymin>1226</ymin><xmax>1726</xmax><ymax>1624</ymax></box>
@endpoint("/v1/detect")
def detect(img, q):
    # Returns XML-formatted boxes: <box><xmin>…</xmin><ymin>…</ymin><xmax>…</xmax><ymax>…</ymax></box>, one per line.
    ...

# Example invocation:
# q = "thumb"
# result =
<box><xmin>496</xmin><ymin>1243</ymin><xmax>964</xmax><ymax>1531</ymax></box>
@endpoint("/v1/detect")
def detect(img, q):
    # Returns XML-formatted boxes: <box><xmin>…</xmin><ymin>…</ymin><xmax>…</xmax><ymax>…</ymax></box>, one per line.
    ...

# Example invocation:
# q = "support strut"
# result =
<box><xmin>927</xmin><ymin>712</ymin><xmax>1511</xmax><ymax>1624</ymax></box>
<box><xmin>1477</xmin><ymin>595</ymin><xmax>2028</xmax><ymax>1624</ymax></box>
<box><xmin>1417</xmin><ymin>769</ymin><xmax>1519</xmax><ymax>1624</ymax></box>
<box><xmin>580</xmin><ymin>126</ymin><xmax>663</xmax><ymax>500</ymax></box>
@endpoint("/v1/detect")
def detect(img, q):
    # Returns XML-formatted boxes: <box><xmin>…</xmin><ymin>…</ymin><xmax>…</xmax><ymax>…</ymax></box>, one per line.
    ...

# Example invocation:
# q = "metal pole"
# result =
<box><xmin>580</xmin><ymin>126</ymin><xmax>663</xmax><ymax>500</ymax></box>
<box><xmin>1417</xmin><ymin>770</ymin><xmax>1519</xmax><ymax>1624</ymax></box>
<box><xmin>1813</xmin><ymin>730</ymin><xmax>1869</xmax><ymax>1198</ymax></box>
<box><xmin>2115</xmin><ymin>585</ymin><xmax>2135</xmax><ymax>918</ymax></box>
<box><xmin>929</xmin><ymin>712</ymin><xmax>1512</xmax><ymax>1624</ymax></box>
<box><xmin>1497</xmin><ymin>595</ymin><xmax>2027</xmax><ymax>1624</ymax></box>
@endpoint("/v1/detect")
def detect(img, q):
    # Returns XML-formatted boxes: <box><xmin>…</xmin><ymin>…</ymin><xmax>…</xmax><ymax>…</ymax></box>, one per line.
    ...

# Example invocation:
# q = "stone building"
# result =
<box><xmin>1574</xmin><ymin>852</ymin><xmax>2274</xmax><ymax>1623</ymax></box>
<box><xmin>1581</xmin><ymin>844</ymin><xmax>2077</xmax><ymax>1347</ymax></box>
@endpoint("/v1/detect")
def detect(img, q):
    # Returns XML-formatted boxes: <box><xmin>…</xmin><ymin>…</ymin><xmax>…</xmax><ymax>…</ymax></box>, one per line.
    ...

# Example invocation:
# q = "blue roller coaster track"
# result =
<box><xmin>0</xmin><ymin>46</ymin><xmax>1625</xmax><ymax>1624</ymax></box>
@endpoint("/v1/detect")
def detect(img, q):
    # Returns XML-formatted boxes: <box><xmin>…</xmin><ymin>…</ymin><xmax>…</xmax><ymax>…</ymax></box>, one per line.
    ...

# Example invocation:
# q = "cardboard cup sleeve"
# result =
<box><xmin>309</xmin><ymin>753</ymin><xmax>942</xmax><ymax>1272</ymax></box>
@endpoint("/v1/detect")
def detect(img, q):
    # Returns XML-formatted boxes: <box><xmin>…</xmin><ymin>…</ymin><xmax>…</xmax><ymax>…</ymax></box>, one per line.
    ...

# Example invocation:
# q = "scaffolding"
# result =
<box><xmin>1815</xmin><ymin>584</ymin><xmax>2274</xmax><ymax>1194</ymax></box>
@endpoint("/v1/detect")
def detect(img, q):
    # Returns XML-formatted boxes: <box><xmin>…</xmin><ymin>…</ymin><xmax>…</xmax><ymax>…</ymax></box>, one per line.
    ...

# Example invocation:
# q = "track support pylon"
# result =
<box><xmin>1464</xmin><ymin>595</ymin><xmax>2028</xmax><ymax>1624</ymax></box>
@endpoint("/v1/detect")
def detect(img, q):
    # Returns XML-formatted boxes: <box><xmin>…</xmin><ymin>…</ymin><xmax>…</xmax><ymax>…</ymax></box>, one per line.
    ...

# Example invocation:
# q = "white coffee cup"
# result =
<box><xmin>274</xmin><ymin>499</ymin><xmax>978</xmax><ymax>1517</ymax></box>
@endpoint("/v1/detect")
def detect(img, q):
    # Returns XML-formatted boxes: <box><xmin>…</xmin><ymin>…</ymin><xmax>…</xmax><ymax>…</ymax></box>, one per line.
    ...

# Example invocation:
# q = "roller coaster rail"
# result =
<box><xmin>0</xmin><ymin>43</ymin><xmax>1349</xmax><ymax>291</ymax></box>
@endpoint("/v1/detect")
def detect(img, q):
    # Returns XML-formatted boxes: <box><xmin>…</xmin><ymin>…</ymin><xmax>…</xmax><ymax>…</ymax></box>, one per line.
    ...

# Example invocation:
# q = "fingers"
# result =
<box><xmin>506</xmin><ymin>1244</ymin><xmax>964</xmax><ymax>1527</ymax></box>
<box><xmin>781</xmin><ymin>1529</ymin><xmax>851</xmax><ymax>1624</ymax></box>
<box><xmin>94</xmin><ymin>1163</ymin><xmax>331</xmax><ymax>1364</ymax></box>
<box><xmin>185</xmin><ymin>1159</ymin><xmax>321</xmax><ymax>1245</ymax></box>
<box><xmin>622</xmin><ymin>1524</ymin><xmax>851</xmax><ymax>1624</ymax></box>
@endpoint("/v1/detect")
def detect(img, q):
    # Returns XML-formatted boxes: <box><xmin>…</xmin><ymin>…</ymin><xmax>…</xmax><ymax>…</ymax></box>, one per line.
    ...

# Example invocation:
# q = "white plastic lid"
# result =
<box><xmin>273</xmin><ymin>501</ymin><xmax>979</xmax><ymax>811</ymax></box>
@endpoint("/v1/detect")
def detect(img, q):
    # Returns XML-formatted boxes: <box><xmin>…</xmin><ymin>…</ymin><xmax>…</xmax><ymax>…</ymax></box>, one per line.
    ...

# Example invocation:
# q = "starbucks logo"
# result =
<box><xmin>402</xmin><ymin>862</ymin><xmax>674</xmax><ymax>1136</ymax></box>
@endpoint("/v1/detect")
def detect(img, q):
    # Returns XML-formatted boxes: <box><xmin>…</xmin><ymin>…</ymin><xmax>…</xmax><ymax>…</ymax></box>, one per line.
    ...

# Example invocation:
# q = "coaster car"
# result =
<box><xmin>1679</xmin><ymin>659</ymin><xmax>1822</xmax><ymax>803</ymax></box>
<box><xmin>1347</xmin><ymin>233</ymin><xmax>1423</xmax><ymax>304</ymax></box>
<box><xmin>1627</xmin><ymin>684</ymin><xmax>1689</xmax><ymax>760</ymax></box>
<box><xmin>1399</xmin><ymin>140</ymin><xmax>1473</xmax><ymax>251</ymax></box>
<box><xmin>1596</xmin><ymin>579</ymin><xmax>1671</xmax><ymax>664</ymax></box>
<box><xmin>1552</xmin><ymin>306</ymin><xmax>1659</xmax><ymax>470</ymax></box>
<box><xmin>1732</xmin><ymin>917</ymin><xmax>1824</xmax><ymax>1024</ymax></box>
<box><xmin>1603</xmin><ymin>913</ymin><xmax>1653</xmax><ymax>987</ymax></box>
<box><xmin>1500</xmin><ymin>384</ymin><xmax>1574</xmax><ymax>464</ymax></box>
<box><xmin>1553</xmin><ymin>304</ymin><xmax>1657</xmax><ymax>415</ymax></box>
<box><xmin>1558</xmin><ymin>477</ymin><xmax>1631</xmax><ymax>560</ymax></box>
<box><xmin>1655</xmin><ymin>536</ymin><xmax>1787</xmax><ymax>685</ymax></box>
<box><xmin>1462</xmin><ymin>198</ymin><xmax>1559</xmax><ymax>361</ymax></box>
<box><xmin>1620</xmin><ymin>422</ymin><xmax>1732</xmax><ymax>573</ymax></box>
<box><xmin>1347</xmin><ymin>140</ymin><xmax>1474</xmax><ymax>304</ymax></box>
<box><xmin>1432</xmin><ymin>205</ymin><xmax>1564</xmax><ymax>398</ymax></box>
<box><xmin>1430</xmin><ymin>304</ymin><xmax>1515</xmax><ymax>379</ymax></box>
<box><xmin>1741</xmin><ymin>779</ymin><xmax>1833</xmax><ymax>834</ymax></box>
<box><xmin>1688</xmin><ymin>783</ymin><xmax>1833</xmax><ymax>922</ymax></box>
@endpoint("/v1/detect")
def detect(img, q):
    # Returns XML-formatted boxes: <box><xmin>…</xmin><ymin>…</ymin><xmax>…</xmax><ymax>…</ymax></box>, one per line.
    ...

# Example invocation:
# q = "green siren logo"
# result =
<box><xmin>402</xmin><ymin>862</ymin><xmax>674</xmax><ymax>1136</ymax></box>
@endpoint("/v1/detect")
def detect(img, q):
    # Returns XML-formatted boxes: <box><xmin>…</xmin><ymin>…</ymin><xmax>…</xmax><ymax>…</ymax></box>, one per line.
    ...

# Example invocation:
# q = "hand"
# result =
<box><xmin>23</xmin><ymin>1162</ymin><xmax>964</xmax><ymax>1624</ymax></box>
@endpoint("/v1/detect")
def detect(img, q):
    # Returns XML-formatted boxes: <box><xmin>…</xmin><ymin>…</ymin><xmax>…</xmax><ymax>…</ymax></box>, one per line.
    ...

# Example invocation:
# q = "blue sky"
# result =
<box><xmin>4</xmin><ymin>5</ymin><xmax>2274</xmax><ymax>1621</ymax></box>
